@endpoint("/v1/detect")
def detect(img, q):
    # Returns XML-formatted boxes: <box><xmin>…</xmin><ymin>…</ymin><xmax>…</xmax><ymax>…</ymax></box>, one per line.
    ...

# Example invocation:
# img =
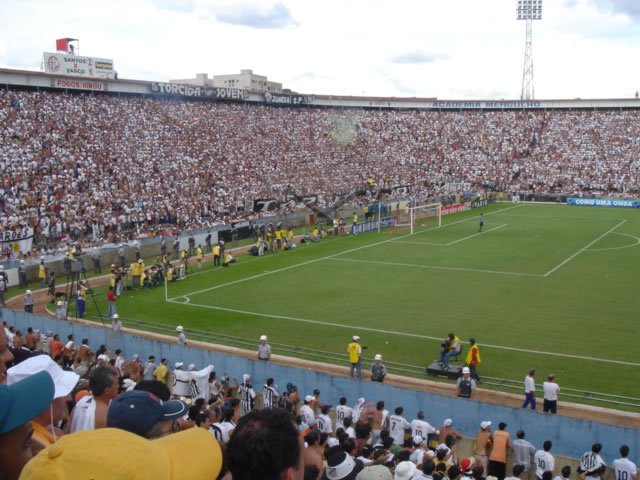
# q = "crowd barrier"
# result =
<box><xmin>3</xmin><ymin>308</ymin><xmax>638</xmax><ymax>464</ymax></box>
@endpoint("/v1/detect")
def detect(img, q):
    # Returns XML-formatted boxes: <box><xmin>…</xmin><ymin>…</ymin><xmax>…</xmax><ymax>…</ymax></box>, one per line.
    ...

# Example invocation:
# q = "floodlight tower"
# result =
<box><xmin>517</xmin><ymin>0</ymin><xmax>542</xmax><ymax>100</ymax></box>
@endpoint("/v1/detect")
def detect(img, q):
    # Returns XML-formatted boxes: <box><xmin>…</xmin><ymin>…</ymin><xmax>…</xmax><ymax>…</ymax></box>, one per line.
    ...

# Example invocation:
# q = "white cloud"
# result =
<box><xmin>0</xmin><ymin>0</ymin><xmax>639</xmax><ymax>99</ymax></box>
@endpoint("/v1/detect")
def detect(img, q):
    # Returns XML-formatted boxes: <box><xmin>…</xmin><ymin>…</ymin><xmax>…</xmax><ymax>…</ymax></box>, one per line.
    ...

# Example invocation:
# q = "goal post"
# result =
<box><xmin>406</xmin><ymin>203</ymin><xmax>441</xmax><ymax>234</ymax></box>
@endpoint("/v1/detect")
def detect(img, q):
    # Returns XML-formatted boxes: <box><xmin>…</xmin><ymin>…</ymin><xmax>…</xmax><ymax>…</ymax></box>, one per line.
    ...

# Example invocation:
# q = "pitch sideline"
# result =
<box><xmin>167</xmin><ymin>298</ymin><xmax>640</xmax><ymax>368</ymax></box>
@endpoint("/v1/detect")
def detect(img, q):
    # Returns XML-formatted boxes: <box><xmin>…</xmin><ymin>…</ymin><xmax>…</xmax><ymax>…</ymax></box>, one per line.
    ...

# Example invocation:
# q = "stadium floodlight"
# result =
<box><xmin>516</xmin><ymin>0</ymin><xmax>542</xmax><ymax>100</ymax></box>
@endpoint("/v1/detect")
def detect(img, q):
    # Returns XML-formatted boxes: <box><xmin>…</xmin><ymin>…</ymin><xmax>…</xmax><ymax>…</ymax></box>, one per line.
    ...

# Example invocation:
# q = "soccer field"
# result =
<box><xmin>94</xmin><ymin>203</ymin><xmax>640</xmax><ymax>408</ymax></box>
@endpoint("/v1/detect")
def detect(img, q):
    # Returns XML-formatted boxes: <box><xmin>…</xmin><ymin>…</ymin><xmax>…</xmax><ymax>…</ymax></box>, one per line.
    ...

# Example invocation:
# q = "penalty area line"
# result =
<box><xmin>445</xmin><ymin>223</ymin><xmax>508</xmax><ymax>245</ymax></box>
<box><xmin>167</xmin><ymin>299</ymin><xmax>640</xmax><ymax>367</ymax></box>
<box><xmin>390</xmin><ymin>224</ymin><xmax>508</xmax><ymax>247</ymax></box>
<box><xmin>328</xmin><ymin>257</ymin><xmax>542</xmax><ymax>278</ymax></box>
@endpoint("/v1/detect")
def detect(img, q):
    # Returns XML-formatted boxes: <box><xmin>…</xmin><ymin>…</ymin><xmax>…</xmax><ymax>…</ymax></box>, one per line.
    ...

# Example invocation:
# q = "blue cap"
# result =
<box><xmin>0</xmin><ymin>370</ymin><xmax>55</xmax><ymax>435</ymax></box>
<box><xmin>107</xmin><ymin>390</ymin><xmax>187</xmax><ymax>437</ymax></box>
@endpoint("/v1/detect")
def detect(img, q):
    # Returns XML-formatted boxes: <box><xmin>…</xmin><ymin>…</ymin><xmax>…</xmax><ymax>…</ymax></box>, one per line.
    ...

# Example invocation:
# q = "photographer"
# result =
<box><xmin>439</xmin><ymin>333</ymin><xmax>461</xmax><ymax>370</ymax></box>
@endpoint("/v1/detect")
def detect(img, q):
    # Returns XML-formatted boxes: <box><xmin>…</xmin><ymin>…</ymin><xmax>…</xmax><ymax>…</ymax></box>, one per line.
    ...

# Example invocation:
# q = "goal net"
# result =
<box><xmin>396</xmin><ymin>203</ymin><xmax>441</xmax><ymax>234</ymax></box>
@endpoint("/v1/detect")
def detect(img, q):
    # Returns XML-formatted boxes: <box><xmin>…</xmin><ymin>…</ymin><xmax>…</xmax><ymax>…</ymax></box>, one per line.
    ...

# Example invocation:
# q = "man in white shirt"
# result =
<box><xmin>317</xmin><ymin>405</ymin><xmax>333</xmax><ymax>434</ymax></box>
<box><xmin>505</xmin><ymin>464</ymin><xmax>526</xmax><ymax>480</ymax></box>
<box><xmin>114</xmin><ymin>349</ymin><xmax>125</xmax><ymax>374</ymax></box>
<box><xmin>300</xmin><ymin>395</ymin><xmax>316</xmax><ymax>427</ymax></box>
<box><xmin>613</xmin><ymin>445</ymin><xmax>638</xmax><ymax>480</ymax></box>
<box><xmin>522</xmin><ymin>369</ymin><xmax>536</xmax><ymax>410</ymax></box>
<box><xmin>542</xmin><ymin>374</ymin><xmax>560</xmax><ymax>414</ymax></box>
<box><xmin>335</xmin><ymin>396</ymin><xmax>353</xmax><ymax>432</ymax></box>
<box><xmin>512</xmin><ymin>429</ymin><xmax>536</xmax><ymax>475</ymax></box>
<box><xmin>218</xmin><ymin>405</ymin><xmax>236</xmax><ymax>444</ymax></box>
<box><xmin>411</xmin><ymin>410</ymin><xmax>438</xmax><ymax>443</ymax></box>
<box><xmin>68</xmin><ymin>366</ymin><xmax>118</xmax><ymax>432</ymax></box>
<box><xmin>553</xmin><ymin>465</ymin><xmax>571</xmax><ymax>480</ymax></box>
<box><xmin>343</xmin><ymin>417</ymin><xmax>356</xmax><ymax>439</ymax></box>
<box><xmin>534</xmin><ymin>441</ymin><xmax>555</xmax><ymax>480</ymax></box>
<box><xmin>389</xmin><ymin>406</ymin><xmax>411</xmax><ymax>446</ymax></box>
<box><xmin>410</xmin><ymin>436</ymin><xmax>436</xmax><ymax>466</ymax></box>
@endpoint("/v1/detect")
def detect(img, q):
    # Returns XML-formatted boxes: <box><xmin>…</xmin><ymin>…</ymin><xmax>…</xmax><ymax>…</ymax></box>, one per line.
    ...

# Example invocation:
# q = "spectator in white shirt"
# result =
<box><xmin>534</xmin><ymin>441</ymin><xmax>555</xmax><ymax>480</ymax></box>
<box><xmin>388</xmin><ymin>406</ymin><xmax>411</xmax><ymax>446</ymax></box>
<box><xmin>553</xmin><ymin>465</ymin><xmax>572</xmax><ymax>480</ymax></box>
<box><xmin>505</xmin><ymin>464</ymin><xmax>526</xmax><ymax>480</ymax></box>
<box><xmin>522</xmin><ymin>369</ymin><xmax>536</xmax><ymax>410</ymax></box>
<box><xmin>613</xmin><ymin>445</ymin><xmax>638</xmax><ymax>480</ymax></box>
<box><xmin>542</xmin><ymin>374</ymin><xmax>560</xmax><ymax>414</ymax></box>
<box><xmin>335</xmin><ymin>396</ymin><xmax>353</xmax><ymax>432</ymax></box>
<box><xmin>411</xmin><ymin>410</ymin><xmax>438</xmax><ymax>443</ymax></box>
<box><xmin>512</xmin><ymin>429</ymin><xmax>536</xmax><ymax>475</ymax></box>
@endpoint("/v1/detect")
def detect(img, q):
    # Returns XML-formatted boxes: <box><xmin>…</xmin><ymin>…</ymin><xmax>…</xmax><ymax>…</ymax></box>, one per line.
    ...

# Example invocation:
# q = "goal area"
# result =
<box><xmin>396</xmin><ymin>203</ymin><xmax>442</xmax><ymax>234</ymax></box>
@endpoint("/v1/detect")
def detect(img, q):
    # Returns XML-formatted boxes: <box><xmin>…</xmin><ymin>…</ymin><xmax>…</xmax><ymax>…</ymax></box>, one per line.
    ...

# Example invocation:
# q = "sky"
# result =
<box><xmin>1</xmin><ymin>0</ymin><xmax>639</xmax><ymax>100</ymax></box>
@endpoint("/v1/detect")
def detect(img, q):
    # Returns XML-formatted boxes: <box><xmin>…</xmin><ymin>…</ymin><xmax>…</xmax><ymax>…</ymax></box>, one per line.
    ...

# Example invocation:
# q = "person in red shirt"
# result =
<box><xmin>107</xmin><ymin>286</ymin><xmax>117</xmax><ymax>318</ymax></box>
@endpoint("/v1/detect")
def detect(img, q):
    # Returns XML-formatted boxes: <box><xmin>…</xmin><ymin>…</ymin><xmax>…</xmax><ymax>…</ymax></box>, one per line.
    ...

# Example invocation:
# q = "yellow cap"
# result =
<box><xmin>20</xmin><ymin>427</ymin><xmax>222</xmax><ymax>480</ymax></box>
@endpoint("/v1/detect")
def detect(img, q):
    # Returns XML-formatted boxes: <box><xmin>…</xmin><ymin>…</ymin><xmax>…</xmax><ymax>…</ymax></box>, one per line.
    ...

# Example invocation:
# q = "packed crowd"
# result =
<box><xmin>2</xmin><ymin>89</ymin><xmax>640</xmax><ymax>256</ymax></box>
<box><xmin>1</xmin><ymin>321</ymin><xmax>637</xmax><ymax>480</ymax></box>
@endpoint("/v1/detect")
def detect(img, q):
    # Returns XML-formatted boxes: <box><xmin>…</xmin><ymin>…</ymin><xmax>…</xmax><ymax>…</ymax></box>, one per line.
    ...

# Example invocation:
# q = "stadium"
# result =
<box><xmin>1</xmin><ymin>14</ymin><xmax>640</xmax><ymax>480</ymax></box>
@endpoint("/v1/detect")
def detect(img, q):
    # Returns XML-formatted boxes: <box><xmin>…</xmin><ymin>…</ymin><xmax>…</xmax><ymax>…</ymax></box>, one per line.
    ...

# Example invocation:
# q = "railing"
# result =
<box><xmin>111</xmin><ymin>316</ymin><xmax>640</xmax><ymax>410</ymax></box>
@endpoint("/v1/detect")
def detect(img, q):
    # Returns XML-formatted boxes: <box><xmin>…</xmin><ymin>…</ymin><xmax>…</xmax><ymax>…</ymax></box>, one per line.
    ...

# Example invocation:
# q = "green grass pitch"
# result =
<box><xmin>85</xmin><ymin>202</ymin><xmax>640</xmax><ymax>407</ymax></box>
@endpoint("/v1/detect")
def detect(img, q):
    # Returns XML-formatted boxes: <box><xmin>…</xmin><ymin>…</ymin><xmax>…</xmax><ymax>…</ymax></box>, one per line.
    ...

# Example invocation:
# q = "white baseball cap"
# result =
<box><xmin>462</xmin><ymin>366</ymin><xmax>470</xmax><ymax>374</ymax></box>
<box><xmin>176</xmin><ymin>326</ymin><xmax>184</xmax><ymax>332</ymax></box>
<box><xmin>188</xmin><ymin>363</ymin><xmax>196</xmax><ymax>371</ymax></box>
<box><xmin>7</xmin><ymin>355</ymin><xmax>79</xmax><ymax>399</ymax></box>
<box><xmin>413</xmin><ymin>435</ymin><xmax>424</xmax><ymax>446</ymax></box>
<box><xmin>98</xmin><ymin>354</ymin><xmax>110</xmax><ymax>363</ymax></box>
<box><xmin>56</xmin><ymin>300</ymin><xmax>63</xmax><ymax>306</ymax></box>
<box><xmin>395</xmin><ymin>461</ymin><xmax>417</xmax><ymax>480</ymax></box>
<box><xmin>304</xmin><ymin>395</ymin><xmax>315</xmax><ymax>402</ymax></box>
<box><xmin>480</xmin><ymin>421</ymin><xmax>491</xmax><ymax>430</ymax></box>
<box><xmin>443</xmin><ymin>418</ymin><xmax>453</xmax><ymax>427</ymax></box>
<box><xmin>374</xmin><ymin>354</ymin><xmax>382</xmax><ymax>361</ymax></box>
<box><xmin>260</xmin><ymin>335</ymin><xmax>267</xmax><ymax>341</ymax></box>
<box><xmin>112</xmin><ymin>314</ymin><xmax>119</xmax><ymax>319</ymax></box>
<box><xmin>174</xmin><ymin>362</ymin><xmax>184</xmax><ymax>369</ymax></box>
<box><xmin>352</xmin><ymin>335</ymin><xmax>360</xmax><ymax>341</ymax></box>
<box><xmin>26</xmin><ymin>290</ymin><xmax>31</xmax><ymax>294</ymax></box>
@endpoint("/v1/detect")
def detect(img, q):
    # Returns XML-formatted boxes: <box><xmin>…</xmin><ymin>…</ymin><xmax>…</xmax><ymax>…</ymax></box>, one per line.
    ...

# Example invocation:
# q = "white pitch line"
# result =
<box><xmin>585</xmin><ymin>232</ymin><xmax>640</xmax><ymax>252</ymax></box>
<box><xmin>445</xmin><ymin>224</ymin><xmax>507</xmax><ymax>245</ymax></box>
<box><xmin>391</xmin><ymin>240</ymin><xmax>449</xmax><ymax>246</ymax></box>
<box><xmin>169</xmin><ymin>232</ymin><xmax>409</xmax><ymax>299</ymax></box>
<box><xmin>169</xmin><ymin>299</ymin><xmax>640</xmax><ymax>367</ymax></box>
<box><xmin>543</xmin><ymin>219</ymin><xmax>627</xmax><ymax>277</ymax></box>
<box><xmin>328</xmin><ymin>257</ymin><xmax>543</xmax><ymax>277</ymax></box>
<box><xmin>169</xmin><ymin>204</ymin><xmax>525</xmax><ymax>299</ymax></box>
<box><xmin>391</xmin><ymin>224</ymin><xmax>508</xmax><ymax>247</ymax></box>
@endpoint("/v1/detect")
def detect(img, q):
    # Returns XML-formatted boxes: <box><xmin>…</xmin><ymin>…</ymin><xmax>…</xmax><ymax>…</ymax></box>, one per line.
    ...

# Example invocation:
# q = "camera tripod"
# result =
<box><xmin>63</xmin><ymin>257</ymin><xmax>105</xmax><ymax>325</ymax></box>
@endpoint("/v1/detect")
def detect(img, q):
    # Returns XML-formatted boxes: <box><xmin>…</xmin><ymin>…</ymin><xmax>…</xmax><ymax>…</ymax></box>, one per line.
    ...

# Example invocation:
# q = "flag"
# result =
<box><xmin>56</xmin><ymin>38</ymin><xmax>78</xmax><ymax>53</ymax></box>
